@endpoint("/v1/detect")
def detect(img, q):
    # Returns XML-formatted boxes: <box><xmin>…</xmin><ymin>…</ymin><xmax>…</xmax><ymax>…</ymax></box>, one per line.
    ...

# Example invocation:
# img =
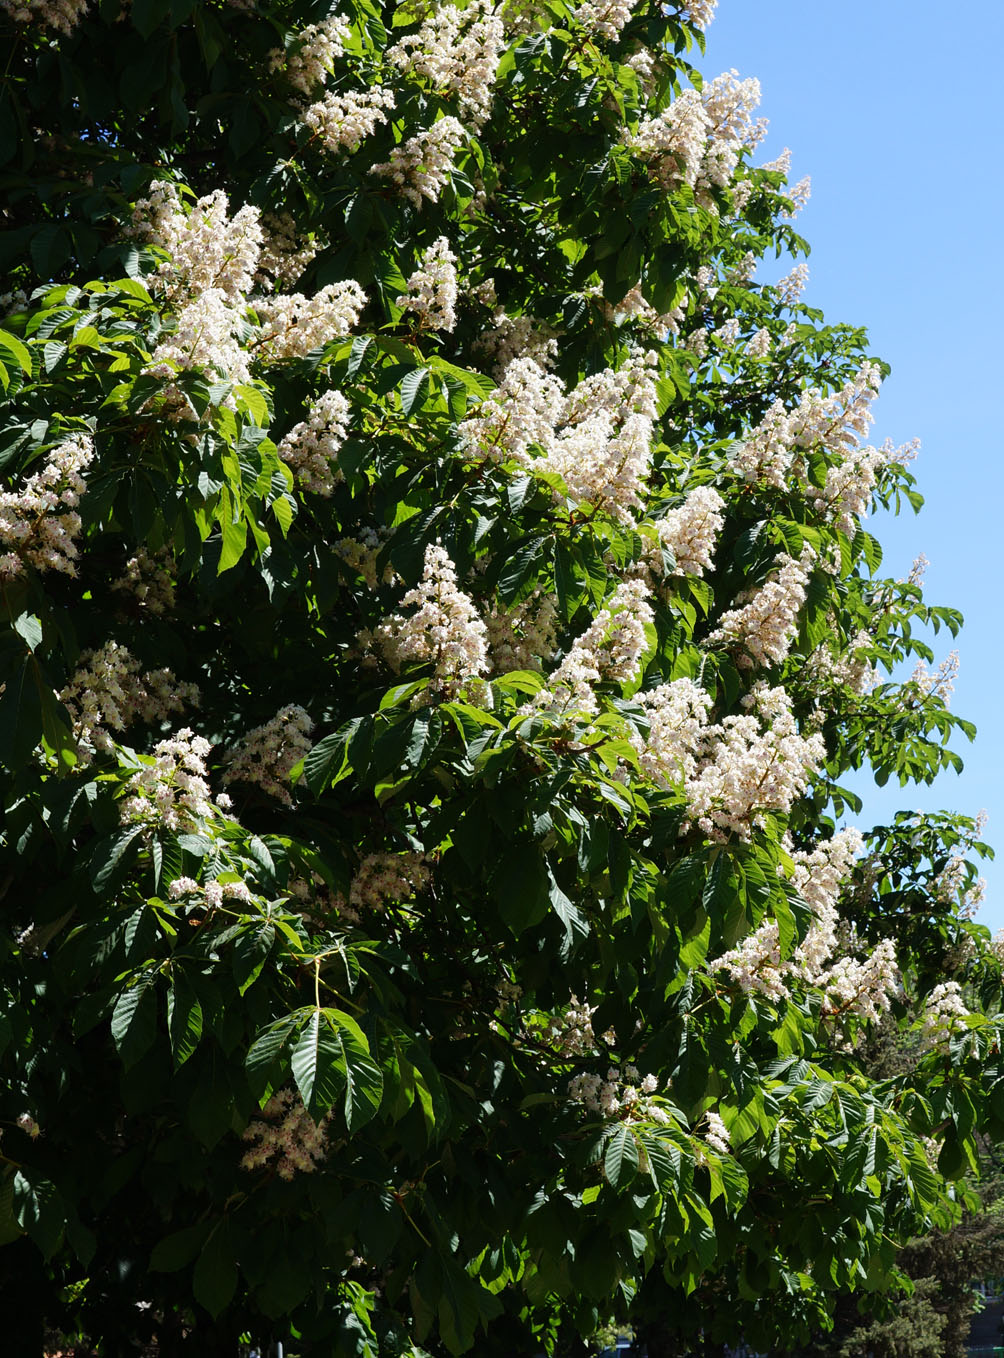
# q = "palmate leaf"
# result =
<box><xmin>291</xmin><ymin>1007</ymin><xmax>383</xmax><ymax>1128</ymax></box>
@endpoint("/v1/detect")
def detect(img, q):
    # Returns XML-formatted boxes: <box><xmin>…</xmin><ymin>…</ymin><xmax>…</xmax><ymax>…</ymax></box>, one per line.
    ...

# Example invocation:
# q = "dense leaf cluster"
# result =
<box><xmin>0</xmin><ymin>0</ymin><xmax>999</xmax><ymax>1354</ymax></box>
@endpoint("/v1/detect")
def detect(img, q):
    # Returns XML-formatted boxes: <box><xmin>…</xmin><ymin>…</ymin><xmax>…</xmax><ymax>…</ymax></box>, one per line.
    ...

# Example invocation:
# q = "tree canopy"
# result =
<box><xmin>0</xmin><ymin>0</ymin><xmax>999</xmax><ymax>1353</ymax></box>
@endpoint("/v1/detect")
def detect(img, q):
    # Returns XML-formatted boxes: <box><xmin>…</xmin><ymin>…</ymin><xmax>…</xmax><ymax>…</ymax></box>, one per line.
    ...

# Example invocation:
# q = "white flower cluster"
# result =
<box><xmin>734</xmin><ymin>363</ymin><xmax>883</xmax><ymax>491</ymax></box>
<box><xmin>149</xmin><ymin>289</ymin><xmax>253</xmax><ymax>388</ymax></box>
<box><xmin>710</xmin><ymin>828</ymin><xmax>899</xmax><ymax>1021</ymax></box>
<box><xmin>474</xmin><ymin>301</ymin><xmax>559</xmax><ymax>377</ymax></box>
<box><xmin>817</xmin><ymin>938</ymin><xmax>900</xmax><ymax>1024</ymax></box>
<box><xmin>459</xmin><ymin>357</ymin><xmax>565</xmax><ymax>466</ymax></box>
<box><xmin>110</xmin><ymin>547</ymin><xmax>175</xmax><ymax>616</ymax></box>
<box><xmin>133</xmin><ymin>184</ymin><xmax>262</xmax><ymax>306</ymax></box>
<box><xmin>804</xmin><ymin>627</ymin><xmax>874</xmax><ymax>695</ymax></box>
<box><xmin>0</xmin><ymin>0</ymin><xmax>88</xmax><ymax>32</ymax></box>
<box><xmin>240</xmin><ymin>1088</ymin><xmax>330</xmax><ymax>1179</ymax></box>
<box><xmin>397</xmin><ymin>236</ymin><xmax>459</xmax><ymax>332</ymax></box>
<box><xmin>543</xmin><ymin>997</ymin><xmax>598</xmax><ymax>1056</ymax></box>
<box><xmin>790</xmin><ymin>827</ymin><xmax>864</xmax><ymax>977</ymax></box>
<box><xmin>348</xmin><ymin>851</ymin><xmax>431</xmax><ymax>912</ymax></box>
<box><xmin>709</xmin><ymin>545</ymin><xmax>814</xmax><ymax>669</ymax></box>
<box><xmin>572</xmin><ymin>0</ymin><xmax>635</xmax><ymax>42</ymax></box>
<box><xmin>917</xmin><ymin>981</ymin><xmax>969</xmax><ymax>1051</ymax></box>
<box><xmin>301</xmin><ymin>87</ymin><xmax>395</xmax><ymax>157</ymax></box>
<box><xmin>908</xmin><ymin>651</ymin><xmax>959</xmax><ymax>706</ymax></box>
<box><xmin>120</xmin><ymin>728</ymin><xmax>229</xmax><ymax>832</ymax></box>
<box><xmin>568</xmin><ymin>1064</ymin><xmax>667</xmax><ymax>1124</ymax></box>
<box><xmin>625</xmin><ymin>69</ymin><xmax>764</xmax><ymax>202</ymax></box>
<box><xmin>536</xmin><ymin>579</ymin><xmax>653</xmax><ymax>714</ymax></box>
<box><xmin>540</xmin><ymin>349</ymin><xmax>659</xmax><ymax>524</ymax></box>
<box><xmin>630</xmin><ymin>678</ymin><xmax>713</xmax><ymax>789</ymax></box>
<box><xmin>371</xmin><ymin>116</ymin><xmax>467</xmax><ymax>207</ymax></box>
<box><xmin>60</xmin><ymin>641</ymin><xmax>200</xmax><ymax>763</ymax></box>
<box><xmin>687</xmin><ymin>684</ymin><xmax>825</xmax><ymax>837</ymax></box>
<box><xmin>335</xmin><ymin>528</ymin><xmax>397</xmax><ymax>589</ymax></box>
<box><xmin>0</xmin><ymin>433</ymin><xmax>94</xmax><ymax>579</ymax></box>
<box><xmin>775</xmin><ymin>262</ymin><xmax>809</xmax><ymax>308</ymax></box>
<box><xmin>386</xmin><ymin>1</ymin><xmax>505</xmax><ymax>128</ymax></box>
<box><xmin>223</xmin><ymin>704</ymin><xmax>314</xmax><ymax>807</ymax></box>
<box><xmin>651</xmin><ymin>484</ymin><xmax>725</xmax><ymax>577</ymax></box>
<box><xmin>484</xmin><ymin>591</ymin><xmax>559</xmax><ymax>673</ymax></box>
<box><xmin>268</xmin><ymin>15</ymin><xmax>351</xmax><ymax>95</ymax></box>
<box><xmin>255</xmin><ymin>280</ymin><xmax>367</xmax><ymax>361</ymax></box>
<box><xmin>747</xmin><ymin>326</ymin><xmax>772</xmax><ymax>358</ymax></box>
<box><xmin>701</xmin><ymin>1110</ymin><xmax>730</xmax><ymax>1155</ymax></box>
<box><xmin>371</xmin><ymin>544</ymin><xmax>489</xmax><ymax>694</ymax></box>
<box><xmin>709</xmin><ymin>919</ymin><xmax>787</xmax><ymax>1000</ymax></box>
<box><xmin>255</xmin><ymin>212</ymin><xmax>322</xmax><ymax>289</ymax></box>
<box><xmin>168</xmin><ymin>875</ymin><xmax>255</xmax><ymax>908</ymax></box>
<box><xmin>600</xmin><ymin>285</ymin><xmax>687</xmax><ymax>338</ymax></box>
<box><xmin>277</xmin><ymin>389</ymin><xmax>351</xmax><ymax>496</ymax></box>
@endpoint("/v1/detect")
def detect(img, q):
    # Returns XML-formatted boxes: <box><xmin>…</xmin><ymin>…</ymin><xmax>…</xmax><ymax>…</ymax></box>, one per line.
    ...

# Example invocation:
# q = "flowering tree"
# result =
<box><xmin>0</xmin><ymin>0</ymin><xmax>999</xmax><ymax>1353</ymax></box>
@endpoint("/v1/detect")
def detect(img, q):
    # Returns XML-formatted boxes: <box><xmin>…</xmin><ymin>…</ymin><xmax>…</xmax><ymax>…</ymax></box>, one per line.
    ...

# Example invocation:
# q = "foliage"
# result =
<box><xmin>0</xmin><ymin>0</ymin><xmax>999</xmax><ymax>1353</ymax></box>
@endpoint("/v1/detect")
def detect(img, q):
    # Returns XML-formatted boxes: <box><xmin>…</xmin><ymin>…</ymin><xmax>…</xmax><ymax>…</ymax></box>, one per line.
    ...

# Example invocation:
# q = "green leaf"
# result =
<box><xmin>13</xmin><ymin>1172</ymin><xmax>65</xmax><ymax>1259</ymax></box>
<box><xmin>491</xmin><ymin>844</ymin><xmax>549</xmax><ymax>932</ymax></box>
<box><xmin>604</xmin><ymin>1125</ymin><xmax>639</xmax><ymax>1189</ymax></box>
<box><xmin>193</xmin><ymin>1225</ymin><xmax>238</xmax><ymax>1319</ymax></box>
<box><xmin>0</xmin><ymin>329</ymin><xmax>32</xmax><ymax>374</ymax></box>
<box><xmin>150</xmin><ymin>1222</ymin><xmax>212</xmax><ymax>1272</ymax></box>
<box><xmin>111</xmin><ymin>975</ymin><xmax>157</xmax><ymax>1069</ymax></box>
<box><xmin>291</xmin><ymin>1009</ymin><xmax>348</xmax><ymax>1119</ymax></box>
<box><xmin>400</xmin><ymin>367</ymin><xmax>431</xmax><ymax>415</ymax></box>
<box><xmin>89</xmin><ymin>827</ymin><xmax>144</xmax><ymax>894</ymax></box>
<box><xmin>167</xmin><ymin>975</ymin><xmax>204</xmax><ymax>1067</ymax></box>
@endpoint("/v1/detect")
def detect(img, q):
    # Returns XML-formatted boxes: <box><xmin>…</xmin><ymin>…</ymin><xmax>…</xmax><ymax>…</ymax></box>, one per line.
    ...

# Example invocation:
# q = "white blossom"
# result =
<box><xmin>630</xmin><ymin>678</ymin><xmax>712</xmax><ymax>788</ymax></box>
<box><xmin>255</xmin><ymin>212</ymin><xmax>322</xmax><ymax>289</ymax></box>
<box><xmin>572</xmin><ymin>0</ymin><xmax>635</xmax><ymax>42</ymax></box>
<box><xmin>371</xmin><ymin>116</ymin><xmax>467</xmax><ymax>207</ymax></box>
<box><xmin>349</xmin><ymin>851</ymin><xmax>430</xmax><ymax>911</ymax></box>
<box><xmin>386</xmin><ymin>1</ymin><xmax>504</xmax><ymax>128</ymax></box>
<box><xmin>301</xmin><ymin>87</ymin><xmax>395</xmax><ymax>156</ymax></box>
<box><xmin>397</xmin><ymin>236</ymin><xmax>459</xmax><ymax>332</ymax></box>
<box><xmin>917</xmin><ymin>981</ymin><xmax>969</xmax><ymax>1050</ymax></box>
<box><xmin>255</xmin><ymin>280</ymin><xmax>366</xmax><ymax>361</ymax></box>
<box><xmin>458</xmin><ymin>357</ymin><xmax>564</xmax><ymax>466</ymax></box>
<box><xmin>223</xmin><ymin>704</ymin><xmax>314</xmax><ymax>806</ymax></box>
<box><xmin>60</xmin><ymin>641</ymin><xmax>199</xmax><ymax>763</ymax></box>
<box><xmin>111</xmin><ymin>547</ymin><xmax>176</xmax><ymax>616</ymax></box>
<box><xmin>241</xmin><ymin>1089</ymin><xmax>330</xmax><ymax>1179</ymax></box>
<box><xmin>268</xmin><ymin>15</ymin><xmax>351</xmax><ymax>95</ymax></box>
<box><xmin>0</xmin><ymin>433</ymin><xmax>94</xmax><ymax>579</ymax></box>
<box><xmin>534</xmin><ymin>579</ymin><xmax>654</xmax><ymax>714</ymax></box>
<box><xmin>679</xmin><ymin>0</ymin><xmax>717</xmax><ymax>30</ymax></box>
<box><xmin>277</xmin><ymin>389</ymin><xmax>351</xmax><ymax>496</ymax></box>
<box><xmin>708</xmin><ymin>545</ymin><xmax>815</xmax><ymax>668</ymax></box>
<box><xmin>776</xmin><ymin>262</ymin><xmax>809</xmax><ymax>307</ymax></box>
<box><xmin>1</xmin><ymin>0</ymin><xmax>88</xmax><ymax>34</ymax></box>
<box><xmin>119</xmin><ymin>728</ymin><xmax>225</xmax><ymax>833</ymax></box>
<box><xmin>372</xmin><ymin>544</ymin><xmax>489</xmax><ymax>695</ymax></box>
<box><xmin>686</xmin><ymin>684</ymin><xmax>826</xmax><ymax>837</ymax></box>
<box><xmin>484</xmin><ymin>591</ymin><xmax>559</xmax><ymax>673</ymax></box>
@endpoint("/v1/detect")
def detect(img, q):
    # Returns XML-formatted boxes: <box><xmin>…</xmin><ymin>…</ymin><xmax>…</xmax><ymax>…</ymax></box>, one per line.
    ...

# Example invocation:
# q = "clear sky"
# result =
<box><xmin>696</xmin><ymin>0</ymin><xmax>1004</xmax><ymax>931</ymax></box>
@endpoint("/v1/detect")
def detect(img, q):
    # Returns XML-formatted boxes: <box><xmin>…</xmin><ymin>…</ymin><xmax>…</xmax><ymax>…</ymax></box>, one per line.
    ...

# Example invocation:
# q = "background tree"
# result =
<box><xmin>0</xmin><ymin>0</ymin><xmax>999</xmax><ymax>1354</ymax></box>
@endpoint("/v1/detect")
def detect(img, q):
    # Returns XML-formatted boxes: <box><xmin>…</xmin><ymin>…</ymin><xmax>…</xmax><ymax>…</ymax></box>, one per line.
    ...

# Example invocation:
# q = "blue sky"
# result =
<box><xmin>697</xmin><ymin>0</ymin><xmax>1004</xmax><ymax>931</ymax></box>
